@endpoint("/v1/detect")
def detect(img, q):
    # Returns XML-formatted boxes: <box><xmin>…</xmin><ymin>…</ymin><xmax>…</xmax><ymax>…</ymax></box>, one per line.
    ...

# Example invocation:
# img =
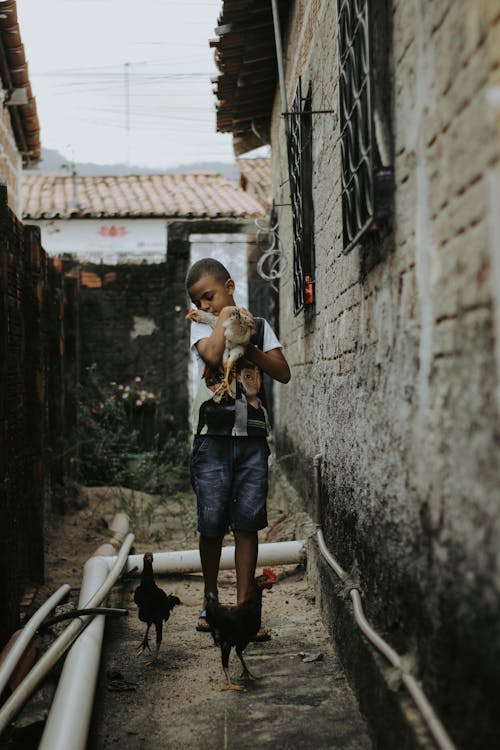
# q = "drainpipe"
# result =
<box><xmin>271</xmin><ymin>0</ymin><xmax>290</xmax><ymax>143</ymax></box>
<box><xmin>312</xmin><ymin>454</ymin><xmax>456</xmax><ymax>750</ymax></box>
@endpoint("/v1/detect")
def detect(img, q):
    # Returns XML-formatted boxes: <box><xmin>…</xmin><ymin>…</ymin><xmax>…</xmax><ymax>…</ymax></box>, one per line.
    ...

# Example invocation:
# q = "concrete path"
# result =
<box><xmin>89</xmin><ymin>563</ymin><xmax>372</xmax><ymax>749</ymax></box>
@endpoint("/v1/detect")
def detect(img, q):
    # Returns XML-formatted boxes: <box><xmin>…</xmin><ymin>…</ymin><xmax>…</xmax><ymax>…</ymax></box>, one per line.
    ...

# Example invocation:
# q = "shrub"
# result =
<box><xmin>76</xmin><ymin>376</ymin><xmax>189</xmax><ymax>493</ymax></box>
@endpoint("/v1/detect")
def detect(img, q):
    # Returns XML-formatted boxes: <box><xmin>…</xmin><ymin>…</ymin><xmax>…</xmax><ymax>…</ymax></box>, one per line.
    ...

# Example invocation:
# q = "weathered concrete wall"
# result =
<box><xmin>270</xmin><ymin>1</ymin><xmax>500</xmax><ymax>747</ymax></box>
<box><xmin>73</xmin><ymin>262</ymin><xmax>171</xmax><ymax>411</ymax></box>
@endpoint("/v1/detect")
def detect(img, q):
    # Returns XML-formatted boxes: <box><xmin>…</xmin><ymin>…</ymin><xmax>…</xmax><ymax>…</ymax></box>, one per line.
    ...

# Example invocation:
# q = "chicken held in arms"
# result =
<box><xmin>205</xmin><ymin>568</ymin><xmax>277</xmax><ymax>691</ymax></box>
<box><xmin>186</xmin><ymin>307</ymin><xmax>255</xmax><ymax>400</ymax></box>
<box><xmin>134</xmin><ymin>551</ymin><xmax>180</xmax><ymax>664</ymax></box>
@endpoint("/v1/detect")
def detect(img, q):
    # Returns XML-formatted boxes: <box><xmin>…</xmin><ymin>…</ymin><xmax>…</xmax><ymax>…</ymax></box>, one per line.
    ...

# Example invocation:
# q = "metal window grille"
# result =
<box><xmin>288</xmin><ymin>79</ymin><xmax>315</xmax><ymax>315</ymax></box>
<box><xmin>338</xmin><ymin>0</ymin><xmax>392</xmax><ymax>253</ymax></box>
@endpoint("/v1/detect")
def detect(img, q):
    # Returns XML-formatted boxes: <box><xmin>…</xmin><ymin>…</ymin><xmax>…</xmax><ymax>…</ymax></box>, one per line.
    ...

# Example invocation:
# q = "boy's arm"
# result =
<box><xmin>244</xmin><ymin>345</ymin><xmax>291</xmax><ymax>384</ymax></box>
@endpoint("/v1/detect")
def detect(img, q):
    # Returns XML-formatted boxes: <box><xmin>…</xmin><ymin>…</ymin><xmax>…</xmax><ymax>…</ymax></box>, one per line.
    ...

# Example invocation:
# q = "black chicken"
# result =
<box><xmin>205</xmin><ymin>567</ymin><xmax>277</xmax><ymax>691</ymax></box>
<box><xmin>133</xmin><ymin>551</ymin><xmax>180</xmax><ymax>663</ymax></box>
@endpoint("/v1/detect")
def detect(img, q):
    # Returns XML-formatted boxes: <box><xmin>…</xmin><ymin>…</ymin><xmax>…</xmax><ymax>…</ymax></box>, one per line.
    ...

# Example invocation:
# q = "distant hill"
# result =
<box><xmin>26</xmin><ymin>147</ymin><xmax>240</xmax><ymax>182</ymax></box>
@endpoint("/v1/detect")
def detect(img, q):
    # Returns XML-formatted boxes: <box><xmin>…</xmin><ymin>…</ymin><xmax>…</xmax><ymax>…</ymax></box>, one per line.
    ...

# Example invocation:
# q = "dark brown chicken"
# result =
<box><xmin>205</xmin><ymin>568</ymin><xmax>277</xmax><ymax>691</ymax></box>
<box><xmin>134</xmin><ymin>551</ymin><xmax>180</xmax><ymax>663</ymax></box>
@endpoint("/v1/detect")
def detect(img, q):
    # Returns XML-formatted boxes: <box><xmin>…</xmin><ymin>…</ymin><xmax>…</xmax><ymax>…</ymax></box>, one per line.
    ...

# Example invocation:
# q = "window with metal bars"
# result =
<box><xmin>288</xmin><ymin>79</ymin><xmax>315</xmax><ymax>315</ymax></box>
<box><xmin>337</xmin><ymin>0</ymin><xmax>393</xmax><ymax>254</ymax></box>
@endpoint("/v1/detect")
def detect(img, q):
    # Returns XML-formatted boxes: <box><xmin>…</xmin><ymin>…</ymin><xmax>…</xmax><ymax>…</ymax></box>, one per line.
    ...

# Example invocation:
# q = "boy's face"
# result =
<box><xmin>188</xmin><ymin>272</ymin><xmax>235</xmax><ymax>315</ymax></box>
<box><xmin>238</xmin><ymin>366</ymin><xmax>261</xmax><ymax>398</ymax></box>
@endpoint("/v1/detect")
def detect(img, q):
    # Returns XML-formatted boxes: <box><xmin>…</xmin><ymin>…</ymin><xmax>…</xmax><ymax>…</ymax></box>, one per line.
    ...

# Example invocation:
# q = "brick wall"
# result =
<box><xmin>0</xmin><ymin>188</ymin><xmax>76</xmax><ymax>646</ymax></box>
<box><xmin>70</xmin><ymin>260</ymin><xmax>179</xmax><ymax>429</ymax></box>
<box><xmin>270</xmin><ymin>1</ymin><xmax>500</xmax><ymax>746</ymax></box>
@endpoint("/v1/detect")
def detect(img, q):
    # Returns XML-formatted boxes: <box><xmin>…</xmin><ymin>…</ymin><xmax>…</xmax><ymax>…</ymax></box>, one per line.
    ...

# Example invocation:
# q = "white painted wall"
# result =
<box><xmin>27</xmin><ymin>217</ymin><xmax>168</xmax><ymax>263</ymax></box>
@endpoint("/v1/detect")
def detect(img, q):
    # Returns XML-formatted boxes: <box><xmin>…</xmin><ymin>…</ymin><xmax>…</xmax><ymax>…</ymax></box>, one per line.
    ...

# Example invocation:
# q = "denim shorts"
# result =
<box><xmin>190</xmin><ymin>436</ymin><xmax>270</xmax><ymax>537</ymax></box>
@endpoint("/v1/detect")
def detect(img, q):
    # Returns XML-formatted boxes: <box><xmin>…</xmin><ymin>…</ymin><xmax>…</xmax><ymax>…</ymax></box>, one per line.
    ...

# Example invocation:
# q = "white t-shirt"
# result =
<box><xmin>190</xmin><ymin>318</ymin><xmax>281</xmax><ymax>376</ymax></box>
<box><xmin>189</xmin><ymin>316</ymin><xmax>281</xmax><ymax>436</ymax></box>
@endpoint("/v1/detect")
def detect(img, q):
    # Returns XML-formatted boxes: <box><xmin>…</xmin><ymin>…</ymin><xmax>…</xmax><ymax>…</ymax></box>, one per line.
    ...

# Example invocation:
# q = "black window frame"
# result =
<box><xmin>337</xmin><ymin>0</ymin><xmax>393</xmax><ymax>254</ymax></box>
<box><xmin>288</xmin><ymin>78</ymin><xmax>315</xmax><ymax>315</ymax></box>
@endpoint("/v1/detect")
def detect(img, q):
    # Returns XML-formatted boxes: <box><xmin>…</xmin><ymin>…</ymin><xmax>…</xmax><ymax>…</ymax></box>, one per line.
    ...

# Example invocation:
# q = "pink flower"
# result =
<box><xmin>122</xmin><ymin>393</ymin><xmax>129</xmax><ymax>399</ymax></box>
<box><xmin>135</xmin><ymin>376</ymin><xmax>142</xmax><ymax>383</ymax></box>
<box><xmin>117</xmin><ymin>384</ymin><xmax>124</xmax><ymax>390</ymax></box>
<box><xmin>135</xmin><ymin>399</ymin><xmax>143</xmax><ymax>407</ymax></box>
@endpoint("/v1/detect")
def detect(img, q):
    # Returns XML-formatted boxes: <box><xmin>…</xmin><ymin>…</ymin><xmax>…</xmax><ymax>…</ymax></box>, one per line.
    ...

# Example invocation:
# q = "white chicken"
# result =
<box><xmin>186</xmin><ymin>307</ymin><xmax>256</xmax><ymax>399</ymax></box>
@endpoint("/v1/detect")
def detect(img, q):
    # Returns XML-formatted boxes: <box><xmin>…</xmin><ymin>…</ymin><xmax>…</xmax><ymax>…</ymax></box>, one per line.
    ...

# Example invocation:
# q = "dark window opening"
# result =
<box><xmin>337</xmin><ymin>0</ymin><xmax>393</xmax><ymax>254</ymax></box>
<box><xmin>288</xmin><ymin>78</ymin><xmax>315</xmax><ymax>315</ymax></box>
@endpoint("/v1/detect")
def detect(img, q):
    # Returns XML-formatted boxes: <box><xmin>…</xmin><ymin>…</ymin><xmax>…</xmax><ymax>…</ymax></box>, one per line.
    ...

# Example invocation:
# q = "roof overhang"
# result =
<box><xmin>210</xmin><ymin>0</ymin><xmax>290</xmax><ymax>156</ymax></box>
<box><xmin>0</xmin><ymin>0</ymin><xmax>41</xmax><ymax>165</ymax></box>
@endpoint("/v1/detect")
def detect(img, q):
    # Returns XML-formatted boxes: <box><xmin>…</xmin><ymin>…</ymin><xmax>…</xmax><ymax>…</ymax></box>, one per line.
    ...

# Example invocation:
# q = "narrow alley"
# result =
<box><xmin>1</xmin><ymin>0</ymin><xmax>500</xmax><ymax>748</ymax></box>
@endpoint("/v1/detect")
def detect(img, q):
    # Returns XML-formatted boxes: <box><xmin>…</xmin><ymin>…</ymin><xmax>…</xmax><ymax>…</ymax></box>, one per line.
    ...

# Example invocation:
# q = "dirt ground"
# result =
<box><xmin>8</xmin><ymin>484</ymin><xmax>372</xmax><ymax>749</ymax></box>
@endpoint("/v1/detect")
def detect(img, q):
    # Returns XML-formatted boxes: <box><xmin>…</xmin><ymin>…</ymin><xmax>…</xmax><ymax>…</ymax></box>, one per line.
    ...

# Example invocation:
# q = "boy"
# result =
<box><xmin>186</xmin><ymin>257</ymin><xmax>290</xmax><ymax>637</ymax></box>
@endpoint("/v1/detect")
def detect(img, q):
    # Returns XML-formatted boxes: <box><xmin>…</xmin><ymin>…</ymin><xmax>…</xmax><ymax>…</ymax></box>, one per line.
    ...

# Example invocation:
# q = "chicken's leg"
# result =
<box><xmin>136</xmin><ymin>623</ymin><xmax>152</xmax><ymax>655</ymax></box>
<box><xmin>145</xmin><ymin>621</ymin><xmax>163</xmax><ymax>665</ymax></box>
<box><xmin>236</xmin><ymin>648</ymin><xmax>259</xmax><ymax>682</ymax></box>
<box><xmin>212</xmin><ymin>360</ymin><xmax>234</xmax><ymax>401</ymax></box>
<box><xmin>220</xmin><ymin>643</ymin><xmax>244</xmax><ymax>692</ymax></box>
<box><xmin>221</xmin><ymin>360</ymin><xmax>234</xmax><ymax>394</ymax></box>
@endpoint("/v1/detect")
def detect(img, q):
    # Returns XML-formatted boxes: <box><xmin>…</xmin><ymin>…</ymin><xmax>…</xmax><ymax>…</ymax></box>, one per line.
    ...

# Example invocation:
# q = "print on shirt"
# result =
<box><xmin>190</xmin><ymin>316</ymin><xmax>280</xmax><ymax>437</ymax></box>
<box><xmin>193</xmin><ymin>360</ymin><xmax>270</xmax><ymax>437</ymax></box>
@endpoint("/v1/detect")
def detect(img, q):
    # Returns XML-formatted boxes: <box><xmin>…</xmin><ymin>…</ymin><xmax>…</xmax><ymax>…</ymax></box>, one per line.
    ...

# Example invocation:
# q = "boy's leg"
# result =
<box><xmin>234</xmin><ymin>529</ymin><xmax>258</xmax><ymax>605</ymax></box>
<box><xmin>232</xmin><ymin>438</ymin><xmax>271</xmax><ymax>639</ymax></box>
<box><xmin>198</xmin><ymin>533</ymin><xmax>224</xmax><ymax>630</ymax></box>
<box><xmin>190</xmin><ymin>436</ymin><xmax>231</xmax><ymax>629</ymax></box>
<box><xmin>200</xmin><ymin>533</ymin><xmax>224</xmax><ymax>599</ymax></box>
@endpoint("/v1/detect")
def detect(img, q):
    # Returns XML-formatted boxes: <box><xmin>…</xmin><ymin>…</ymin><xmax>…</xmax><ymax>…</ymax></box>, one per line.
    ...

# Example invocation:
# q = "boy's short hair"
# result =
<box><xmin>236</xmin><ymin>358</ymin><xmax>258</xmax><ymax>372</ymax></box>
<box><xmin>185</xmin><ymin>258</ymin><xmax>231</xmax><ymax>289</ymax></box>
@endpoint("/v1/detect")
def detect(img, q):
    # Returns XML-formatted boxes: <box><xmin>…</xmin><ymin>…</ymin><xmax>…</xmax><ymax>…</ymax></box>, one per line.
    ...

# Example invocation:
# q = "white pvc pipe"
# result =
<box><xmin>350</xmin><ymin>589</ymin><xmax>402</xmax><ymax>667</ymax></box>
<box><xmin>350</xmin><ymin>590</ymin><xmax>455</xmax><ymax>750</ymax></box>
<box><xmin>318</xmin><ymin>537</ymin><xmax>457</xmax><ymax>750</ymax></box>
<box><xmin>39</xmin><ymin>557</ymin><xmax>111</xmax><ymax>750</ymax></box>
<box><xmin>0</xmin><ymin>533</ymin><xmax>135</xmax><ymax>735</ymax></box>
<box><xmin>125</xmin><ymin>540</ymin><xmax>306</xmax><ymax>575</ymax></box>
<box><xmin>316</xmin><ymin>527</ymin><xmax>347</xmax><ymax>580</ymax></box>
<box><xmin>0</xmin><ymin>584</ymin><xmax>71</xmax><ymax>697</ymax></box>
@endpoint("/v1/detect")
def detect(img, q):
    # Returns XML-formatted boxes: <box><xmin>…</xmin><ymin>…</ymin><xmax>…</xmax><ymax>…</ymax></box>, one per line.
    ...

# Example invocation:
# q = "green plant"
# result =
<box><xmin>77</xmin><ymin>375</ymin><xmax>189</xmax><ymax>488</ymax></box>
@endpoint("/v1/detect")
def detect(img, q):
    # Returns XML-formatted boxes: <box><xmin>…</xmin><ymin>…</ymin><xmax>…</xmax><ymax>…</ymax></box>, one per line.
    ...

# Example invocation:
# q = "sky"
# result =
<box><xmin>15</xmin><ymin>0</ymin><xmax>250</xmax><ymax>169</ymax></box>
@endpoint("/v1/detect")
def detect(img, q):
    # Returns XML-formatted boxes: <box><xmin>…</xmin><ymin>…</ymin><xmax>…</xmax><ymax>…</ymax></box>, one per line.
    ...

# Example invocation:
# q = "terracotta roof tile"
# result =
<box><xmin>21</xmin><ymin>172</ymin><xmax>264</xmax><ymax>220</ymax></box>
<box><xmin>237</xmin><ymin>158</ymin><xmax>271</xmax><ymax>210</ymax></box>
